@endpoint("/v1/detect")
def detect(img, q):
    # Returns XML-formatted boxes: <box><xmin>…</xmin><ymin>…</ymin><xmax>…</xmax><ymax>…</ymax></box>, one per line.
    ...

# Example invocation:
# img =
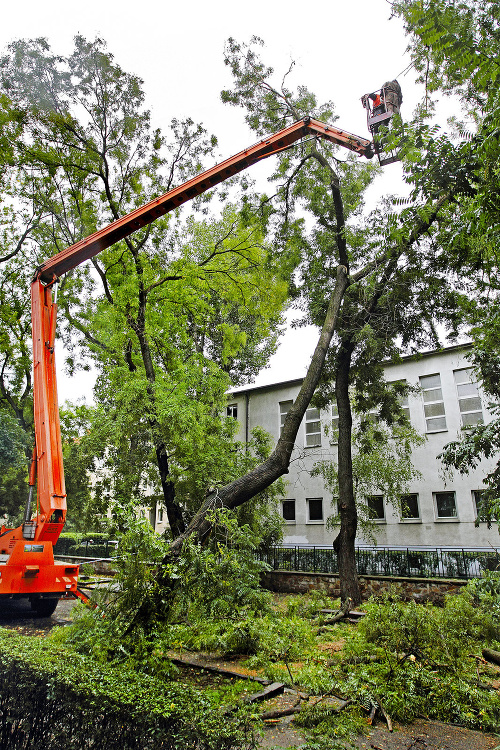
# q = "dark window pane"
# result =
<box><xmin>401</xmin><ymin>494</ymin><xmax>419</xmax><ymax>519</ymax></box>
<box><xmin>282</xmin><ymin>500</ymin><xmax>296</xmax><ymax>521</ymax></box>
<box><xmin>367</xmin><ymin>495</ymin><xmax>385</xmax><ymax>520</ymax></box>
<box><xmin>226</xmin><ymin>404</ymin><xmax>238</xmax><ymax>419</ymax></box>
<box><xmin>308</xmin><ymin>498</ymin><xmax>323</xmax><ymax>521</ymax></box>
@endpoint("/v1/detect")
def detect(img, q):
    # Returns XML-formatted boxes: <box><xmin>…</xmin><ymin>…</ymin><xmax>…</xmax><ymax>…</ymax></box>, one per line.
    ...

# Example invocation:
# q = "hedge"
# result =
<box><xmin>0</xmin><ymin>630</ymin><xmax>252</xmax><ymax>749</ymax></box>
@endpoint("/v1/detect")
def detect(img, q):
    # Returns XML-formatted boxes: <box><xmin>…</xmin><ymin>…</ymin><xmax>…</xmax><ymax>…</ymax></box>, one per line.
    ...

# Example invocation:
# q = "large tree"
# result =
<box><xmin>0</xmin><ymin>30</ymin><xmax>484</xmax><ymax>612</ymax></box>
<box><xmin>392</xmin><ymin>0</ymin><xmax>500</xmax><ymax>519</ymax></box>
<box><xmin>210</xmin><ymin>37</ymin><xmax>476</xmax><ymax>604</ymax></box>
<box><xmin>0</xmin><ymin>37</ymin><xmax>287</xmax><ymax>535</ymax></box>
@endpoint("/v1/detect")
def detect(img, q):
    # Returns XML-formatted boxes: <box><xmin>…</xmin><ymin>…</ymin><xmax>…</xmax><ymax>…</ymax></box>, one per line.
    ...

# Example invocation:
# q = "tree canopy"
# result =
<box><xmin>393</xmin><ymin>0</ymin><xmax>500</xmax><ymax>521</ymax></box>
<box><xmin>0</xmin><ymin>36</ymin><xmax>288</xmax><ymax>534</ymax></box>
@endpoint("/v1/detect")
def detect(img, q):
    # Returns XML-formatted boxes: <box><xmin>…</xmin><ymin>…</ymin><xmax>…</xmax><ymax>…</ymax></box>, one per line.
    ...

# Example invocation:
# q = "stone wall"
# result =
<box><xmin>262</xmin><ymin>570</ymin><xmax>467</xmax><ymax>604</ymax></box>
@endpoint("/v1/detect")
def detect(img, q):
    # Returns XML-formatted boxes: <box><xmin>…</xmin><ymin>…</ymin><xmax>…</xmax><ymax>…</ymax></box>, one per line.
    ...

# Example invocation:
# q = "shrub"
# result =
<box><xmin>338</xmin><ymin>591</ymin><xmax>500</xmax><ymax>730</ymax></box>
<box><xmin>0</xmin><ymin>629</ymin><xmax>255</xmax><ymax>750</ymax></box>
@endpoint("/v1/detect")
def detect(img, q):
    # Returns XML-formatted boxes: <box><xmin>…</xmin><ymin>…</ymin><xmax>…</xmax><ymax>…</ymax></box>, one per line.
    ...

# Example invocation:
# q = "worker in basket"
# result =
<box><xmin>381</xmin><ymin>79</ymin><xmax>403</xmax><ymax>115</ymax></box>
<box><xmin>369</xmin><ymin>91</ymin><xmax>385</xmax><ymax>117</ymax></box>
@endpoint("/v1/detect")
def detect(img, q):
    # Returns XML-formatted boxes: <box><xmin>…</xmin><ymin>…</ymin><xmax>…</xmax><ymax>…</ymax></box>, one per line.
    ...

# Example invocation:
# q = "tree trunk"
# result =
<box><xmin>155</xmin><ymin>441</ymin><xmax>185</xmax><ymax>537</ymax></box>
<box><xmin>335</xmin><ymin>338</ymin><xmax>362</xmax><ymax>606</ymax></box>
<box><xmin>131</xmin><ymin>294</ymin><xmax>186</xmax><ymax>536</ymax></box>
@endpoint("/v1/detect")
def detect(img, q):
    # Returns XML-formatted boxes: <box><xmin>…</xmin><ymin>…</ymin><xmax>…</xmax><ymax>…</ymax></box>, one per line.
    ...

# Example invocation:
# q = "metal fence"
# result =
<box><xmin>54</xmin><ymin>537</ymin><xmax>500</xmax><ymax>581</ymax></box>
<box><xmin>256</xmin><ymin>545</ymin><xmax>500</xmax><ymax>580</ymax></box>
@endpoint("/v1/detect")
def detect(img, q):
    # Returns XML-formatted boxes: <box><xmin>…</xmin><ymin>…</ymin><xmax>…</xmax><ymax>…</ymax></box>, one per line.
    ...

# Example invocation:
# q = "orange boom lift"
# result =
<box><xmin>0</xmin><ymin>117</ymin><xmax>374</xmax><ymax>615</ymax></box>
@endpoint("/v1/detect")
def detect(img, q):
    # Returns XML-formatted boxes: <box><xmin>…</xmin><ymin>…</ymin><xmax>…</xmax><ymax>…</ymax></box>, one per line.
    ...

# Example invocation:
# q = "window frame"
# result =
<box><xmin>279</xmin><ymin>400</ymin><xmax>293</xmax><ymax>436</ymax></box>
<box><xmin>400</xmin><ymin>493</ymin><xmax>420</xmax><ymax>522</ymax></box>
<box><xmin>305</xmin><ymin>406</ymin><xmax>322</xmax><ymax>447</ymax></box>
<box><xmin>226</xmin><ymin>403</ymin><xmax>238</xmax><ymax>419</ymax></box>
<box><xmin>420</xmin><ymin>373</ymin><xmax>447</xmax><ymax>433</ymax></box>
<box><xmin>388</xmin><ymin>379</ymin><xmax>411</xmax><ymax>422</ymax></box>
<box><xmin>367</xmin><ymin>494</ymin><xmax>386</xmax><ymax>522</ymax></box>
<box><xmin>453</xmin><ymin>368</ymin><xmax>483</xmax><ymax>428</ymax></box>
<box><xmin>281</xmin><ymin>499</ymin><xmax>296</xmax><ymax>523</ymax></box>
<box><xmin>434</xmin><ymin>491</ymin><xmax>459</xmax><ymax>521</ymax></box>
<box><xmin>306</xmin><ymin>497</ymin><xmax>324</xmax><ymax>524</ymax></box>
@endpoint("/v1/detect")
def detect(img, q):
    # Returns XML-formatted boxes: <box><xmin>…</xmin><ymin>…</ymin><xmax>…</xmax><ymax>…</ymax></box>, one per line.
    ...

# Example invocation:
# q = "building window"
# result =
<box><xmin>330</xmin><ymin>403</ymin><xmax>339</xmax><ymax>444</ymax></box>
<box><xmin>307</xmin><ymin>498</ymin><xmax>324</xmax><ymax>523</ymax></box>
<box><xmin>454</xmin><ymin>368</ymin><xmax>483</xmax><ymax>427</ymax></box>
<box><xmin>393</xmin><ymin>380</ymin><xmax>411</xmax><ymax>421</ymax></box>
<box><xmin>305</xmin><ymin>407</ymin><xmax>321</xmax><ymax>447</ymax></box>
<box><xmin>420</xmin><ymin>373</ymin><xmax>447</xmax><ymax>432</ymax></box>
<box><xmin>472</xmin><ymin>489</ymin><xmax>493</xmax><ymax>521</ymax></box>
<box><xmin>158</xmin><ymin>507</ymin><xmax>164</xmax><ymax>523</ymax></box>
<box><xmin>434</xmin><ymin>491</ymin><xmax>457</xmax><ymax>519</ymax></box>
<box><xmin>367</xmin><ymin>495</ymin><xmax>385</xmax><ymax>521</ymax></box>
<box><xmin>226</xmin><ymin>404</ymin><xmax>238</xmax><ymax>419</ymax></box>
<box><xmin>401</xmin><ymin>493</ymin><xmax>420</xmax><ymax>520</ymax></box>
<box><xmin>282</xmin><ymin>499</ymin><xmax>296</xmax><ymax>522</ymax></box>
<box><xmin>279</xmin><ymin>400</ymin><xmax>293</xmax><ymax>435</ymax></box>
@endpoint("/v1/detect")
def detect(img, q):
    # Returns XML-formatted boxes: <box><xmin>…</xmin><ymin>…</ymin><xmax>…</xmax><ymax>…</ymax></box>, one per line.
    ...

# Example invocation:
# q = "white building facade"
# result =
<box><xmin>227</xmin><ymin>345</ymin><xmax>500</xmax><ymax>549</ymax></box>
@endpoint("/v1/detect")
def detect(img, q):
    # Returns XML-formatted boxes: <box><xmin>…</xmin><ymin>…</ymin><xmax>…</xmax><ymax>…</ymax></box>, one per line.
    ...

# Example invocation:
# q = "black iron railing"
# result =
<box><xmin>256</xmin><ymin>545</ymin><xmax>500</xmax><ymax>580</ymax></box>
<box><xmin>54</xmin><ymin>537</ymin><xmax>500</xmax><ymax>581</ymax></box>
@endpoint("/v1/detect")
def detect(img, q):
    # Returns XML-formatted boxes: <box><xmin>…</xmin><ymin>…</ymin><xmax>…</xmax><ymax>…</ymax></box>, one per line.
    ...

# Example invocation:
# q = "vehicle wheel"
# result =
<box><xmin>30</xmin><ymin>598</ymin><xmax>59</xmax><ymax>617</ymax></box>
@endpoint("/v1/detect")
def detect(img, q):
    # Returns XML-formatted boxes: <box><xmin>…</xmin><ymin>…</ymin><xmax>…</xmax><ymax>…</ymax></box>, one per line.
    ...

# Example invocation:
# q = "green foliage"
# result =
<box><xmin>63</xmin><ymin>508</ymin><xmax>273</xmax><ymax>668</ymax></box>
<box><xmin>64</xmin><ymin>509</ymin><xmax>169</xmax><ymax>663</ymax></box>
<box><xmin>0</xmin><ymin>411</ymin><xmax>30</xmax><ymax>521</ymax></box>
<box><xmin>394</xmin><ymin>1</ymin><xmax>500</xmax><ymax>523</ymax></box>
<box><xmin>0</xmin><ymin>36</ymin><xmax>289</xmax><ymax>538</ymax></box>
<box><xmin>338</xmin><ymin>589</ymin><xmax>500</xmax><ymax>730</ymax></box>
<box><xmin>167</xmin><ymin>509</ymin><xmax>273</xmax><ymax>623</ymax></box>
<box><xmin>314</xmin><ymin>420</ymin><xmax>424</xmax><ymax>539</ymax></box>
<box><xmin>283</xmin><ymin>590</ymin><xmax>340</xmax><ymax>619</ymax></box>
<box><xmin>295</xmin><ymin>703</ymin><xmax>365</xmax><ymax>749</ymax></box>
<box><xmin>0</xmin><ymin>629</ymin><xmax>255</xmax><ymax>749</ymax></box>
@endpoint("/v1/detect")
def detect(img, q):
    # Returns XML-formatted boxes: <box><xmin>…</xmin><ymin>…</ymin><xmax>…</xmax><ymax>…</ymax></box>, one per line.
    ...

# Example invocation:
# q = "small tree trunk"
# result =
<box><xmin>335</xmin><ymin>339</ymin><xmax>362</xmax><ymax>606</ymax></box>
<box><xmin>155</xmin><ymin>441</ymin><xmax>185</xmax><ymax>537</ymax></box>
<box><xmin>131</xmin><ymin>290</ymin><xmax>187</xmax><ymax>537</ymax></box>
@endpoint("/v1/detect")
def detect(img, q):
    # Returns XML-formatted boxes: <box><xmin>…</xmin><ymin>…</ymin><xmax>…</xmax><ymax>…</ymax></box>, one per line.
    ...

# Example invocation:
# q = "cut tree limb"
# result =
<box><xmin>482</xmin><ymin>649</ymin><xmax>500</xmax><ymax>667</ymax></box>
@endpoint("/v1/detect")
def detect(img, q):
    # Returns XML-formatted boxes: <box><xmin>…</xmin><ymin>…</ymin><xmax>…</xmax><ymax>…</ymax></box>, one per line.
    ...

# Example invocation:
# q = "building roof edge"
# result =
<box><xmin>226</xmin><ymin>342</ymin><xmax>473</xmax><ymax>397</ymax></box>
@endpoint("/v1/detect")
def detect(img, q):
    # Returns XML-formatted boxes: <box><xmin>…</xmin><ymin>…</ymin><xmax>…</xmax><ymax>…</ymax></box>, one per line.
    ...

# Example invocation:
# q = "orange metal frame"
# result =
<box><xmin>0</xmin><ymin>117</ymin><xmax>373</xmax><ymax>605</ymax></box>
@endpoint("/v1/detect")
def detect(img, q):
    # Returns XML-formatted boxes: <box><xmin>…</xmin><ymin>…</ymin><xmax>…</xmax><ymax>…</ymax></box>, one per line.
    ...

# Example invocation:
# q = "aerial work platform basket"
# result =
<box><xmin>361</xmin><ymin>86</ymin><xmax>401</xmax><ymax>166</ymax></box>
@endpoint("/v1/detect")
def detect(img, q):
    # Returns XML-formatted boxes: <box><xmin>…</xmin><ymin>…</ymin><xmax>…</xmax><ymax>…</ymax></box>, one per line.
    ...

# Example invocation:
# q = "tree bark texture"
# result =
<box><xmin>335</xmin><ymin>339</ymin><xmax>361</xmax><ymax>605</ymax></box>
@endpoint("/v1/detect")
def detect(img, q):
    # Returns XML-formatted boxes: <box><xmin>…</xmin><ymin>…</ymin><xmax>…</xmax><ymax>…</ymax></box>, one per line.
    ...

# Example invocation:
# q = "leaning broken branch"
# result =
<box><xmin>168</xmin><ymin>263</ymin><xmax>350</xmax><ymax>556</ymax></box>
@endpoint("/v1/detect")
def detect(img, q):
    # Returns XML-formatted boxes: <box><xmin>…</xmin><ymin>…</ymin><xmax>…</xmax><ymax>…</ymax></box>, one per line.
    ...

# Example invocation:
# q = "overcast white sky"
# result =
<box><xmin>1</xmin><ymin>0</ymin><xmax>429</xmax><ymax>402</ymax></box>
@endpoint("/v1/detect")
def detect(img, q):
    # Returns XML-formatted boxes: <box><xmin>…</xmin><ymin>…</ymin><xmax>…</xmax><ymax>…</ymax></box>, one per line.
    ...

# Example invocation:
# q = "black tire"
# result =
<box><xmin>30</xmin><ymin>597</ymin><xmax>59</xmax><ymax>617</ymax></box>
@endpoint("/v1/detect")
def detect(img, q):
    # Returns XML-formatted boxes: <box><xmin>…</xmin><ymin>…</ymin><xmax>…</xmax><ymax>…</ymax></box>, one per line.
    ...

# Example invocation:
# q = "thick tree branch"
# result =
<box><xmin>168</xmin><ymin>264</ymin><xmax>350</xmax><ymax>555</ymax></box>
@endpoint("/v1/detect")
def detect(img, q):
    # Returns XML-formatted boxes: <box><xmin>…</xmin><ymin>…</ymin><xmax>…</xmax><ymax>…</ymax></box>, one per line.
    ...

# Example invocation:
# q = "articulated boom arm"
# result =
<box><xmin>36</xmin><ymin>118</ymin><xmax>373</xmax><ymax>284</ymax></box>
<box><xmin>30</xmin><ymin>117</ymin><xmax>373</xmax><ymax>543</ymax></box>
